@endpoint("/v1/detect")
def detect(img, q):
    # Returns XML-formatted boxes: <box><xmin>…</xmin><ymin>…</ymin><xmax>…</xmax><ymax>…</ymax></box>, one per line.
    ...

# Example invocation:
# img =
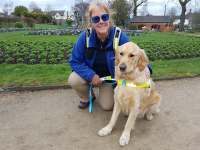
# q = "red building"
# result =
<box><xmin>130</xmin><ymin>16</ymin><xmax>175</xmax><ymax>32</ymax></box>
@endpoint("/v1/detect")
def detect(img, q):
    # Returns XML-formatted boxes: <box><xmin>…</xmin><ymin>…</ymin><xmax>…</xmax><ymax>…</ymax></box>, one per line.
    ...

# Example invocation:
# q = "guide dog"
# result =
<box><xmin>98</xmin><ymin>42</ymin><xmax>161</xmax><ymax>146</ymax></box>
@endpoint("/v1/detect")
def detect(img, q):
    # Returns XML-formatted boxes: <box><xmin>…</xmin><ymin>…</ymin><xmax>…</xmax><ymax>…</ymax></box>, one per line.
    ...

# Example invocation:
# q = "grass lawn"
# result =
<box><xmin>0</xmin><ymin>57</ymin><xmax>200</xmax><ymax>87</ymax></box>
<box><xmin>174</xmin><ymin>32</ymin><xmax>200</xmax><ymax>37</ymax></box>
<box><xmin>0</xmin><ymin>64</ymin><xmax>72</xmax><ymax>87</ymax></box>
<box><xmin>131</xmin><ymin>31</ymin><xmax>200</xmax><ymax>43</ymax></box>
<box><xmin>1</xmin><ymin>30</ymin><xmax>200</xmax><ymax>43</ymax></box>
<box><xmin>0</xmin><ymin>31</ymin><xmax>78</xmax><ymax>43</ymax></box>
<box><xmin>34</xmin><ymin>24</ymin><xmax>66</xmax><ymax>29</ymax></box>
<box><xmin>152</xmin><ymin>57</ymin><xmax>200</xmax><ymax>79</ymax></box>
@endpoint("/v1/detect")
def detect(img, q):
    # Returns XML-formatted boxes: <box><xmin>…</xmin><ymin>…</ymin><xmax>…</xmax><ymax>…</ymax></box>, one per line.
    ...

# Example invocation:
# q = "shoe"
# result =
<box><xmin>78</xmin><ymin>101</ymin><xmax>90</xmax><ymax>109</ymax></box>
<box><xmin>78</xmin><ymin>96</ymin><xmax>96</xmax><ymax>109</ymax></box>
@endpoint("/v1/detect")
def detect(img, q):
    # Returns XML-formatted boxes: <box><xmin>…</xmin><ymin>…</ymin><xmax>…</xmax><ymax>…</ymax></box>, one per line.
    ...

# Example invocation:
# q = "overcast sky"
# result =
<box><xmin>0</xmin><ymin>0</ymin><xmax>199</xmax><ymax>15</ymax></box>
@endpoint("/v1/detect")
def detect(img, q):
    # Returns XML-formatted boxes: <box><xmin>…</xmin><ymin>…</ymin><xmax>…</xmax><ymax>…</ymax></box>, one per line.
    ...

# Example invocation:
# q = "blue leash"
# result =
<box><xmin>88</xmin><ymin>78</ymin><xmax>116</xmax><ymax>113</ymax></box>
<box><xmin>89</xmin><ymin>83</ymin><xmax>93</xmax><ymax>113</ymax></box>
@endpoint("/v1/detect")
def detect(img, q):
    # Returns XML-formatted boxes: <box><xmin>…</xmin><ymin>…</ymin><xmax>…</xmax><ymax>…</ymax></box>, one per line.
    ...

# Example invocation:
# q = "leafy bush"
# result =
<box><xmin>66</xmin><ymin>19</ymin><xmax>73</xmax><ymax>27</ymax></box>
<box><xmin>127</xmin><ymin>24</ymin><xmax>137</xmax><ymax>30</ymax></box>
<box><xmin>15</xmin><ymin>22</ymin><xmax>24</xmax><ymax>28</ymax></box>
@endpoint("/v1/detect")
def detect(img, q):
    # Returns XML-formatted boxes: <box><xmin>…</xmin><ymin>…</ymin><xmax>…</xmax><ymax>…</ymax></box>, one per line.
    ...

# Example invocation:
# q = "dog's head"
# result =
<box><xmin>115</xmin><ymin>42</ymin><xmax>149</xmax><ymax>79</ymax></box>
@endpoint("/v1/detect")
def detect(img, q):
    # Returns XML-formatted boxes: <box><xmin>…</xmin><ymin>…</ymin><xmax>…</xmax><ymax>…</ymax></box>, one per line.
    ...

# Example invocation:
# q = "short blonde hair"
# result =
<box><xmin>85</xmin><ymin>2</ymin><xmax>113</xmax><ymax>28</ymax></box>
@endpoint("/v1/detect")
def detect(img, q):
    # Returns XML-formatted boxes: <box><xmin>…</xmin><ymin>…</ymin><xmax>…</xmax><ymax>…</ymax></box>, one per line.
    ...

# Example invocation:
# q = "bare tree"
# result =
<box><xmin>29</xmin><ymin>1</ymin><xmax>40</xmax><ymax>12</ymax></box>
<box><xmin>130</xmin><ymin>0</ymin><xmax>148</xmax><ymax>16</ymax></box>
<box><xmin>72</xmin><ymin>1</ymin><xmax>89</xmax><ymax>27</ymax></box>
<box><xmin>140</xmin><ymin>2</ymin><xmax>148</xmax><ymax>16</ymax></box>
<box><xmin>45</xmin><ymin>4</ymin><xmax>52</xmax><ymax>13</ymax></box>
<box><xmin>167</xmin><ymin>6</ymin><xmax>178</xmax><ymax>17</ymax></box>
<box><xmin>178</xmin><ymin>0</ymin><xmax>191</xmax><ymax>31</ymax></box>
<box><xmin>105</xmin><ymin>0</ymin><xmax>113</xmax><ymax>8</ymax></box>
<box><xmin>112</xmin><ymin>0</ymin><xmax>130</xmax><ymax>26</ymax></box>
<box><xmin>3</xmin><ymin>1</ymin><xmax>13</xmax><ymax>16</ymax></box>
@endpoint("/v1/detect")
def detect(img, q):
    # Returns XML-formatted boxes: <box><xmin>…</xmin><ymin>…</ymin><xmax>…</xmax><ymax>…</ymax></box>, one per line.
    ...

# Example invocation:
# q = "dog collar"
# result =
<box><xmin>101</xmin><ymin>76</ymin><xmax>151</xmax><ymax>88</ymax></box>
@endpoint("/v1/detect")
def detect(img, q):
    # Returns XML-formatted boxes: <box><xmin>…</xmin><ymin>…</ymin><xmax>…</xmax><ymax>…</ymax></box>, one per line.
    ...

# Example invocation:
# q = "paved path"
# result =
<box><xmin>0</xmin><ymin>77</ymin><xmax>200</xmax><ymax>150</ymax></box>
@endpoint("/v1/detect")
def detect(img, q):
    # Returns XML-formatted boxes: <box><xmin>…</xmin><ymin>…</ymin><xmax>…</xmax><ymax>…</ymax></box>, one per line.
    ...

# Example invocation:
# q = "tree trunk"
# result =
<box><xmin>179</xmin><ymin>5</ymin><xmax>186</xmax><ymax>32</ymax></box>
<box><xmin>133</xmin><ymin>8</ymin><xmax>137</xmax><ymax>16</ymax></box>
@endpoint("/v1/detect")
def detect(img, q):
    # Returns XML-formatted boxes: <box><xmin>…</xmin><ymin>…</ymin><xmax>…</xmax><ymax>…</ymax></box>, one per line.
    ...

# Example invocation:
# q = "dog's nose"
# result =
<box><xmin>119</xmin><ymin>63</ymin><xmax>127</xmax><ymax>72</ymax></box>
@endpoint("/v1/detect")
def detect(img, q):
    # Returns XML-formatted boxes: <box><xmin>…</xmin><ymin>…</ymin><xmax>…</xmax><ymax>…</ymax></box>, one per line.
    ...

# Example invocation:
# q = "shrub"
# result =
<box><xmin>127</xmin><ymin>24</ymin><xmax>137</xmax><ymax>30</ymax></box>
<box><xmin>66</xmin><ymin>19</ymin><xmax>73</xmax><ymax>27</ymax></box>
<box><xmin>138</xmin><ymin>24</ymin><xmax>145</xmax><ymax>30</ymax></box>
<box><xmin>15</xmin><ymin>22</ymin><xmax>24</xmax><ymax>28</ymax></box>
<box><xmin>23</xmin><ymin>17</ymin><xmax>35</xmax><ymax>28</ymax></box>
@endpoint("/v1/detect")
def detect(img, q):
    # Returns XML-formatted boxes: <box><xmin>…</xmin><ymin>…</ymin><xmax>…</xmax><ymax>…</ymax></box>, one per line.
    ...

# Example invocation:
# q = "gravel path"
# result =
<box><xmin>0</xmin><ymin>77</ymin><xmax>200</xmax><ymax>150</ymax></box>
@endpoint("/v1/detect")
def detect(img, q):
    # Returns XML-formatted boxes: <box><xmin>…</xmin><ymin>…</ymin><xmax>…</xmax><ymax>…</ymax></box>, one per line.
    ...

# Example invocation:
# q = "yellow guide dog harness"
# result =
<box><xmin>101</xmin><ymin>76</ymin><xmax>151</xmax><ymax>88</ymax></box>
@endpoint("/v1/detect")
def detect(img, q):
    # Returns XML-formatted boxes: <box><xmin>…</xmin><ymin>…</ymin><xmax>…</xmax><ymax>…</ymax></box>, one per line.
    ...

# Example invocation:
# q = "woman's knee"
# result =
<box><xmin>98</xmin><ymin>84</ymin><xmax>114</xmax><ymax>111</ymax></box>
<box><xmin>68</xmin><ymin>72</ymin><xmax>86</xmax><ymax>88</ymax></box>
<box><xmin>100</xmin><ymin>103</ymin><xmax>113</xmax><ymax>111</ymax></box>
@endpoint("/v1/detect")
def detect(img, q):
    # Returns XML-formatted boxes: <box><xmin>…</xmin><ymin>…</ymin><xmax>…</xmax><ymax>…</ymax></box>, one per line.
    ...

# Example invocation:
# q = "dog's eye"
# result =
<box><xmin>120</xmin><ymin>52</ymin><xmax>124</xmax><ymax>56</ymax></box>
<box><xmin>129</xmin><ymin>54</ymin><xmax>135</xmax><ymax>57</ymax></box>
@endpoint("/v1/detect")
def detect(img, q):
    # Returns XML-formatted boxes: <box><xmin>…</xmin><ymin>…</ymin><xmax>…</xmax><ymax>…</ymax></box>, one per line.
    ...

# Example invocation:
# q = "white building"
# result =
<box><xmin>49</xmin><ymin>10</ymin><xmax>74</xmax><ymax>24</ymax></box>
<box><xmin>173</xmin><ymin>19</ymin><xmax>190</xmax><ymax>26</ymax></box>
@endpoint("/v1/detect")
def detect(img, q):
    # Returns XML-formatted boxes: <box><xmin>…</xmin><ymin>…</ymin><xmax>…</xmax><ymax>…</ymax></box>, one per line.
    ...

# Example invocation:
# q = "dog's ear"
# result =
<box><xmin>137</xmin><ymin>49</ymin><xmax>149</xmax><ymax>71</ymax></box>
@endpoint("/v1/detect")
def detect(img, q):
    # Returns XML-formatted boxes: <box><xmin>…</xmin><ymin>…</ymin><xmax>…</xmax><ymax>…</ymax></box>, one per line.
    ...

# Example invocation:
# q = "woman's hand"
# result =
<box><xmin>91</xmin><ymin>74</ymin><xmax>102</xmax><ymax>86</ymax></box>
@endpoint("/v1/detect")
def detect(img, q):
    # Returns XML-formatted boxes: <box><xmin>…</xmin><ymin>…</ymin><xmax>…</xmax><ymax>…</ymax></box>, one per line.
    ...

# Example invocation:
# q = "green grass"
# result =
<box><xmin>1</xmin><ymin>30</ymin><xmax>199</xmax><ymax>43</ymax></box>
<box><xmin>0</xmin><ymin>31</ymin><xmax>78</xmax><ymax>43</ymax></box>
<box><xmin>34</xmin><ymin>24</ymin><xmax>65</xmax><ymax>29</ymax></box>
<box><xmin>152</xmin><ymin>57</ymin><xmax>200</xmax><ymax>79</ymax></box>
<box><xmin>0</xmin><ymin>57</ymin><xmax>200</xmax><ymax>87</ymax></box>
<box><xmin>132</xmin><ymin>32</ymin><xmax>200</xmax><ymax>43</ymax></box>
<box><xmin>0</xmin><ymin>64</ymin><xmax>72</xmax><ymax>87</ymax></box>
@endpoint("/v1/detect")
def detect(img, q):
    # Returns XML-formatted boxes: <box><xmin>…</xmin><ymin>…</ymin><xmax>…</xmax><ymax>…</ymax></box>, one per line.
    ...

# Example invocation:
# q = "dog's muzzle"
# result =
<box><xmin>119</xmin><ymin>63</ymin><xmax>127</xmax><ymax>72</ymax></box>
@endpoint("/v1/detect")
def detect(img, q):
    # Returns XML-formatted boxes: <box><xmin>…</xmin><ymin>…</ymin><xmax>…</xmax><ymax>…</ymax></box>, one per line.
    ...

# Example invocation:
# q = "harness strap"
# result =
<box><xmin>113</xmin><ymin>27</ymin><xmax>121</xmax><ymax>52</ymax></box>
<box><xmin>85</xmin><ymin>27</ymin><xmax>121</xmax><ymax>52</ymax></box>
<box><xmin>86</xmin><ymin>28</ymin><xmax>92</xmax><ymax>48</ymax></box>
<box><xmin>117</xmin><ymin>80</ymin><xmax>151</xmax><ymax>88</ymax></box>
<box><xmin>101</xmin><ymin>76</ymin><xmax>151</xmax><ymax>88</ymax></box>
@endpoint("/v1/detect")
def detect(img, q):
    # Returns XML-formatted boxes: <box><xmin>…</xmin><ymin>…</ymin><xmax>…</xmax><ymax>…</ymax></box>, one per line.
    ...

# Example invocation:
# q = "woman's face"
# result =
<box><xmin>91</xmin><ymin>7</ymin><xmax>110</xmax><ymax>37</ymax></box>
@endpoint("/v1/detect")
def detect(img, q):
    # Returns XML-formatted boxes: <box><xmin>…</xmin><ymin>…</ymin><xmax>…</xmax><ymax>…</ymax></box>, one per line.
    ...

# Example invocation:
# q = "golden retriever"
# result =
<box><xmin>98</xmin><ymin>42</ymin><xmax>161</xmax><ymax>146</ymax></box>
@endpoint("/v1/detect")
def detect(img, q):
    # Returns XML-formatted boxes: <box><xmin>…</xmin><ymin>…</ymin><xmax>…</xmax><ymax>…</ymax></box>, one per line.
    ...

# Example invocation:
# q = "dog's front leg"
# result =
<box><xmin>119</xmin><ymin>105</ymin><xmax>138</xmax><ymax>146</ymax></box>
<box><xmin>98</xmin><ymin>101</ymin><xmax>121</xmax><ymax>136</ymax></box>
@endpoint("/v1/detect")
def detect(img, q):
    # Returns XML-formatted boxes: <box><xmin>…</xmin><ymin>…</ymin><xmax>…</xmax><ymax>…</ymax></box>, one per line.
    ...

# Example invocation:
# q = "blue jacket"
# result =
<box><xmin>69</xmin><ymin>27</ymin><xmax>129</xmax><ymax>81</ymax></box>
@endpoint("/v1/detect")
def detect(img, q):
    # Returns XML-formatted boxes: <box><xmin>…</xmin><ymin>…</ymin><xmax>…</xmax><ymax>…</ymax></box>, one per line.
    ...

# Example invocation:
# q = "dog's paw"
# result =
<box><xmin>146</xmin><ymin>113</ymin><xmax>154</xmax><ymax>121</ymax></box>
<box><xmin>137</xmin><ymin>112</ymin><xmax>145</xmax><ymax>119</ymax></box>
<box><xmin>98</xmin><ymin>126</ymin><xmax>112</xmax><ymax>137</ymax></box>
<box><xmin>119</xmin><ymin>133</ymin><xmax>130</xmax><ymax>146</ymax></box>
<box><xmin>155</xmin><ymin>108</ymin><xmax>160</xmax><ymax>114</ymax></box>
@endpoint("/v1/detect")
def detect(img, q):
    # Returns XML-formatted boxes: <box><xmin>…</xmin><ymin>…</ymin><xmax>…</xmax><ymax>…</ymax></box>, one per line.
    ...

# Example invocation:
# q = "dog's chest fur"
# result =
<box><xmin>114</xmin><ymin>85</ymin><xmax>151</xmax><ymax>115</ymax></box>
<box><xmin>114</xmin><ymin>86</ymin><xmax>140</xmax><ymax>114</ymax></box>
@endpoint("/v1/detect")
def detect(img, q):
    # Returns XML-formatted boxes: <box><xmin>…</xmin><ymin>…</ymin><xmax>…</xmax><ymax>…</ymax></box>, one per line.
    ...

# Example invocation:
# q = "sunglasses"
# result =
<box><xmin>91</xmin><ymin>14</ymin><xmax>109</xmax><ymax>24</ymax></box>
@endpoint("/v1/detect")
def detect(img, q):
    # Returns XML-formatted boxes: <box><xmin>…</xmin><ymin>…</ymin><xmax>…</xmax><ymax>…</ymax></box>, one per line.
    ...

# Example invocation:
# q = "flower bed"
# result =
<box><xmin>0</xmin><ymin>41</ymin><xmax>73</xmax><ymax>64</ymax></box>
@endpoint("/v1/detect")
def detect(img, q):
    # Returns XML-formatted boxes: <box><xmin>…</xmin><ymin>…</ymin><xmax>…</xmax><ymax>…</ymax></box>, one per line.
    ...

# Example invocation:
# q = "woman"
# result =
<box><xmin>68</xmin><ymin>2</ymin><xmax>129</xmax><ymax>110</ymax></box>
